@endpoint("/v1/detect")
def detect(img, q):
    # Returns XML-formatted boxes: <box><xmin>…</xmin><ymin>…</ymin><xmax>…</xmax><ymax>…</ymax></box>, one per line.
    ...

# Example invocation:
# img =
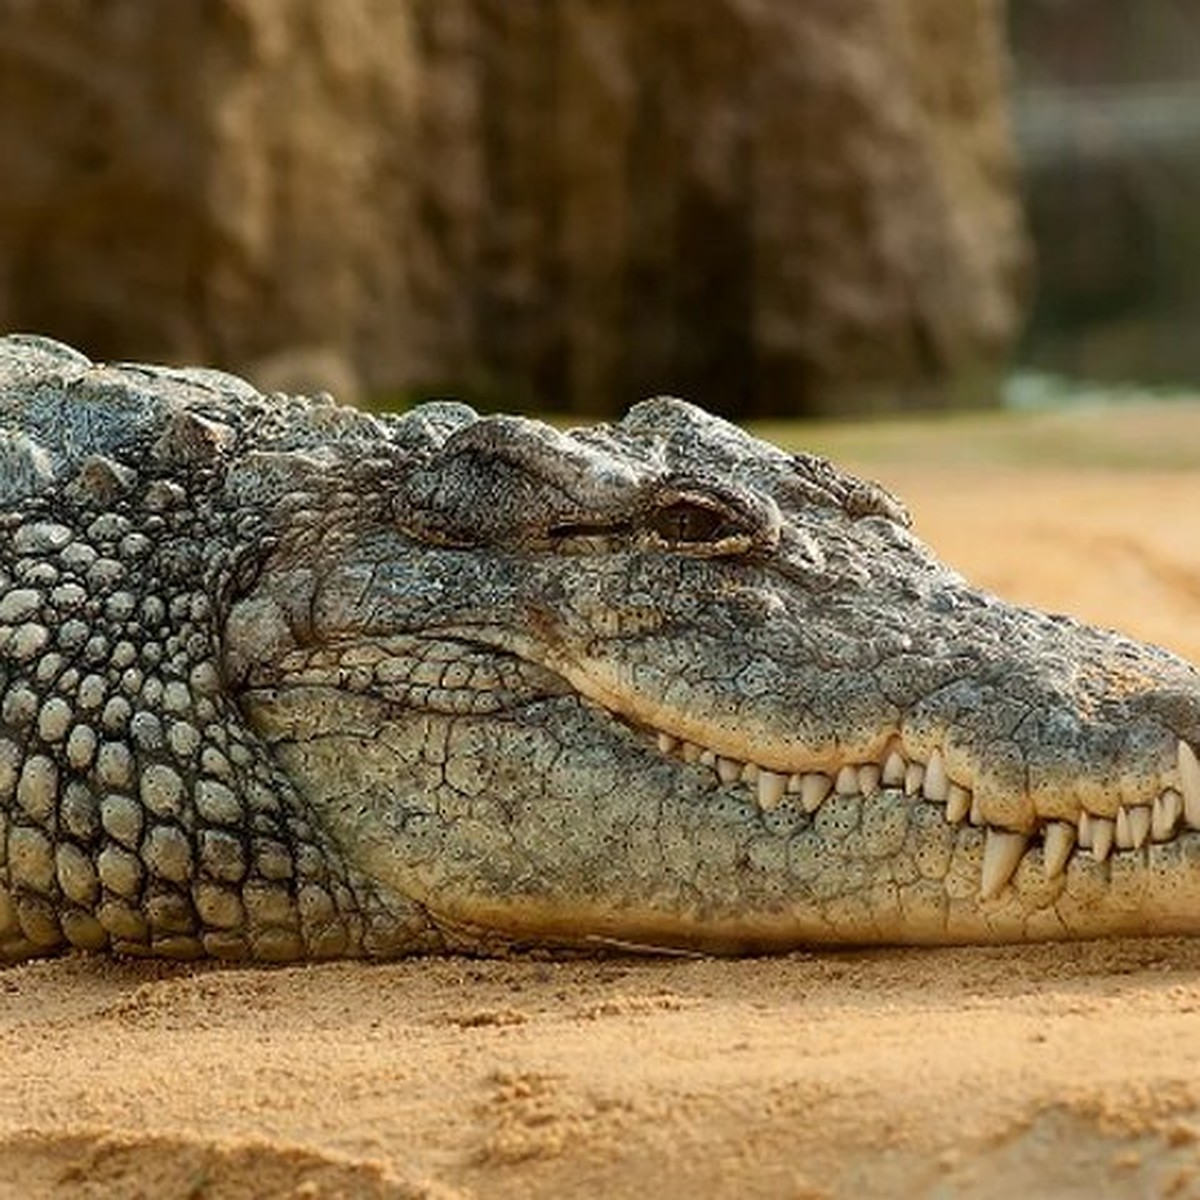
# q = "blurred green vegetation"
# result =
<box><xmin>1009</xmin><ymin>1</ymin><xmax>1200</xmax><ymax>388</ymax></box>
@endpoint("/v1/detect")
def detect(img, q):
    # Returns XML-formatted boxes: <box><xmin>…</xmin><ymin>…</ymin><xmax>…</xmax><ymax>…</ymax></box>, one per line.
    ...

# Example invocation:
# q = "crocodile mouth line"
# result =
<box><xmin>248</xmin><ymin>636</ymin><xmax>1200</xmax><ymax>901</ymax></box>
<box><xmin>622</xmin><ymin>713</ymin><xmax>1200</xmax><ymax>899</ymax></box>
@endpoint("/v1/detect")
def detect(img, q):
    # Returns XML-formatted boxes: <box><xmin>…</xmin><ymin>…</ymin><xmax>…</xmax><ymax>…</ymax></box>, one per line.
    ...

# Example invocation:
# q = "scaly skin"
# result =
<box><xmin>3</xmin><ymin>334</ymin><xmax>1200</xmax><ymax>961</ymax></box>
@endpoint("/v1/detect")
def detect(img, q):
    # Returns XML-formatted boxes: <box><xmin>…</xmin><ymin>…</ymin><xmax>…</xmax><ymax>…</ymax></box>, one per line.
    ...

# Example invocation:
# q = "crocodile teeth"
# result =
<box><xmin>882</xmin><ymin>749</ymin><xmax>907</xmax><ymax>786</ymax></box>
<box><xmin>1077</xmin><ymin>810</ymin><xmax>1093</xmax><ymax>850</ymax></box>
<box><xmin>969</xmin><ymin>791</ymin><xmax>984</xmax><ymax>826</ymax></box>
<box><xmin>923</xmin><ymin>750</ymin><xmax>948</xmax><ymax>803</ymax></box>
<box><xmin>757</xmin><ymin>770</ymin><xmax>788</xmax><ymax>811</ymax></box>
<box><xmin>1090</xmin><ymin>816</ymin><xmax>1115</xmax><ymax>862</ymax></box>
<box><xmin>945</xmin><ymin>784</ymin><xmax>970</xmax><ymax>825</ymax></box>
<box><xmin>981</xmin><ymin>829</ymin><xmax>1028</xmax><ymax>898</ymax></box>
<box><xmin>1179</xmin><ymin>741</ymin><xmax>1200</xmax><ymax>828</ymax></box>
<box><xmin>1153</xmin><ymin>789</ymin><xmax>1182</xmax><ymax>841</ymax></box>
<box><xmin>1043</xmin><ymin>821</ymin><xmax>1075</xmax><ymax>878</ymax></box>
<box><xmin>1115</xmin><ymin>806</ymin><xmax>1133</xmax><ymax>850</ymax></box>
<box><xmin>1115</xmin><ymin>805</ymin><xmax>1150</xmax><ymax>850</ymax></box>
<box><xmin>653</xmin><ymin>729</ymin><xmax>1193</xmax><ymax>864</ymax></box>
<box><xmin>800</xmin><ymin>772</ymin><xmax>832</xmax><ymax>813</ymax></box>
<box><xmin>716</xmin><ymin>756</ymin><xmax>742</xmax><ymax>784</ymax></box>
<box><xmin>1129</xmin><ymin>805</ymin><xmax>1151</xmax><ymax>848</ymax></box>
<box><xmin>835</xmin><ymin>765</ymin><xmax>859</xmax><ymax>795</ymax></box>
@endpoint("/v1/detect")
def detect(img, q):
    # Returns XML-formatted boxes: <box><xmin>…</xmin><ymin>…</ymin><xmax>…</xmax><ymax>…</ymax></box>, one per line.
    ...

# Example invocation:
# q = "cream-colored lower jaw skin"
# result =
<box><xmin>407</xmin><ymin>861</ymin><xmax>1200</xmax><ymax>951</ymax></box>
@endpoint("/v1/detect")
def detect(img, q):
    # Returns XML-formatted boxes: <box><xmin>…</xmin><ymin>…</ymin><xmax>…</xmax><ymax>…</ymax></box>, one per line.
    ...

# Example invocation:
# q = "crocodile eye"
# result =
<box><xmin>648</xmin><ymin>500</ymin><xmax>730</xmax><ymax>544</ymax></box>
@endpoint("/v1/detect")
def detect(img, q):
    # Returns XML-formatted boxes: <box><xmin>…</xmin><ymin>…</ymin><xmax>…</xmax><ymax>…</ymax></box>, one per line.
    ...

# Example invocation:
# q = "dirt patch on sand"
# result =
<box><xmin>5</xmin><ymin>447</ymin><xmax>1200</xmax><ymax>1199</ymax></box>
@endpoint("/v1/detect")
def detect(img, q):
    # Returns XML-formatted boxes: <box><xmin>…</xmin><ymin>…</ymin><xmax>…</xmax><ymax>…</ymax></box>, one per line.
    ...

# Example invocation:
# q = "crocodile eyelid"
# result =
<box><xmin>646</xmin><ymin>499</ymin><xmax>733</xmax><ymax>545</ymax></box>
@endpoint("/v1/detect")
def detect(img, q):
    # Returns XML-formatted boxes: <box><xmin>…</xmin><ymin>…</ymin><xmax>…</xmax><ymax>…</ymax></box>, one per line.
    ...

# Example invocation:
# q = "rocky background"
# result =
<box><xmin>0</xmin><ymin>0</ymin><xmax>1027</xmax><ymax>417</ymax></box>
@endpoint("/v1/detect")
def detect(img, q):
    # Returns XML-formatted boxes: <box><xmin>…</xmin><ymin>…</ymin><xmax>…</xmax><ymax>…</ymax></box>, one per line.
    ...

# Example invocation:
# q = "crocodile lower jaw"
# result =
<box><xmin>243</xmin><ymin>634</ymin><xmax>1200</xmax><ymax>907</ymax></box>
<box><xmin>639</xmin><ymin>720</ymin><xmax>1200</xmax><ymax>899</ymax></box>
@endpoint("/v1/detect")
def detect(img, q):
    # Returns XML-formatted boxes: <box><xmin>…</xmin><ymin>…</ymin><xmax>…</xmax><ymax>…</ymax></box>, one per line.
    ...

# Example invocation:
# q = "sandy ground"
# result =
<box><xmin>6</xmin><ymin>414</ymin><xmax>1200</xmax><ymax>1199</ymax></box>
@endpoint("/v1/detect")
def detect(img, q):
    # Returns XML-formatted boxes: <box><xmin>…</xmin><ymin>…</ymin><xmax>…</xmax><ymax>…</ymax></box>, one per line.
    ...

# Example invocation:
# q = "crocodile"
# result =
<box><xmin>3</xmin><ymin>333</ymin><xmax>1200</xmax><ymax>962</ymax></box>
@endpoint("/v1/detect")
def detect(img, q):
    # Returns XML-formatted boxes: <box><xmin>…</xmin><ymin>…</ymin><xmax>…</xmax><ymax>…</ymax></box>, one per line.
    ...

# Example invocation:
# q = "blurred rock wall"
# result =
<box><xmin>0</xmin><ymin>0</ymin><xmax>1028</xmax><ymax>415</ymax></box>
<box><xmin>1009</xmin><ymin>0</ymin><xmax>1200</xmax><ymax>383</ymax></box>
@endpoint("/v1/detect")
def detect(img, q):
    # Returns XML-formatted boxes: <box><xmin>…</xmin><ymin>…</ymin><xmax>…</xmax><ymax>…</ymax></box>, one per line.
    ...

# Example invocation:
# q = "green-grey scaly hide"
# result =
<box><xmin>3</xmin><ymin>334</ymin><xmax>1200</xmax><ymax>961</ymax></box>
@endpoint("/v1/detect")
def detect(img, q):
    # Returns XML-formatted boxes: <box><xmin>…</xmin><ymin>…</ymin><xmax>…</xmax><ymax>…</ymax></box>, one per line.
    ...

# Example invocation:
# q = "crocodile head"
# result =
<box><xmin>227</xmin><ymin>397</ymin><xmax>1200</xmax><ymax>951</ymax></box>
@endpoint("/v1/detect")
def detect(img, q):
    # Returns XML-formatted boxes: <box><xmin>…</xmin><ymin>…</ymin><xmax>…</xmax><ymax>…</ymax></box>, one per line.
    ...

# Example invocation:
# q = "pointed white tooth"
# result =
<box><xmin>741</xmin><ymin>762</ymin><xmax>760</xmax><ymax>784</ymax></box>
<box><xmin>981</xmin><ymin>829</ymin><xmax>1028</xmax><ymax>899</ymax></box>
<box><xmin>835</xmin><ymin>765</ymin><xmax>859</xmax><ymax>795</ymax></box>
<box><xmin>969</xmin><ymin>791</ymin><xmax>984</xmax><ymax>826</ymax></box>
<box><xmin>858</xmin><ymin>764</ymin><xmax>881</xmax><ymax>798</ymax></box>
<box><xmin>1115</xmin><ymin>805</ymin><xmax>1149</xmax><ymax>850</ymax></box>
<box><xmin>1153</xmin><ymin>789</ymin><xmax>1182</xmax><ymax>841</ymax></box>
<box><xmin>1043</xmin><ymin>821</ymin><xmax>1075</xmax><ymax>878</ymax></box>
<box><xmin>945</xmin><ymin>784</ymin><xmax>971</xmax><ymax>824</ymax></box>
<box><xmin>699</xmin><ymin>748</ymin><xmax>716</xmax><ymax>767</ymax></box>
<box><xmin>786</xmin><ymin>772</ymin><xmax>803</xmax><ymax>794</ymax></box>
<box><xmin>1091</xmin><ymin>816</ymin><xmax>1115</xmax><ymax>862</ymax></box>
<box><xmin>657</xmin><ymin>732</ymin><xmax>678</xmax><ymax>755</ymax></box>
<box><xmin>717</xmin><ymin>756</ymin><xmax>743</xmax><ymax>785</ymax></box>
<box><xmin>1077</xmin><ymin>810</ymin><xmax>1093</xmax><ymax>849</ymax></box>
<box><xmin>1115</xmin><ymin>806</ymin><xmax>1133</xmax><ymax>850</ymax></box>
<box><xmin>882</xmin><ymin>749</ymin><xmax>907</xmax><ymax>786</ymax></box>
<box><xmin>904</xmin><ymin>762</ymin><xmax>925</xmax><ymax>797</ymax></box>
<box><xmin>681</xmin><ymin>741</ymin><xmax>702</xmax><ymax>763</ymax></box>
<box><xmin>922</xmin><ymin>750</ymin><xmax>948</xmax><ymax>803</ymax></box>
<box><xmin>1127</xmin><ymin>805</ymin><xmax>1150</xmax><ymax>849</ymax></box>
<box><xmin>1179</xmin><ymin>741</ymin><xmax>1200</xmax><ymax>828</ymax></box>
<box><xmin>800</xmin><ymin>772</ymin><xmax>833</xmax><ymax>814</ymax></box>
<box><xmin>757</xmin><ymin>769</ymin><xmax>787</xmax><ymax>811</ymax></box>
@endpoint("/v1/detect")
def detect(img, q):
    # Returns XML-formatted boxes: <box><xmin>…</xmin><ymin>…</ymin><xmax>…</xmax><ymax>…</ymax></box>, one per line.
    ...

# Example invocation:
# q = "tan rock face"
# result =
<box><xmin>0</xmin><ymin>0</ymin><xmax>1027</xmax><ymax>416</ymax></box>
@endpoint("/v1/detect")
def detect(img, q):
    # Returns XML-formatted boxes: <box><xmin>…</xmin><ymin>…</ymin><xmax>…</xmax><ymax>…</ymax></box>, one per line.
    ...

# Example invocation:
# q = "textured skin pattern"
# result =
<box><xmin>0</xmin><ymin>337</ymin><xmax>438</xmax><ymax>960</ymax></box>
<box><xmin>5</xmin><ymin>334</ymin><xmax>1200</xmax><ymax>961</ymax></box>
